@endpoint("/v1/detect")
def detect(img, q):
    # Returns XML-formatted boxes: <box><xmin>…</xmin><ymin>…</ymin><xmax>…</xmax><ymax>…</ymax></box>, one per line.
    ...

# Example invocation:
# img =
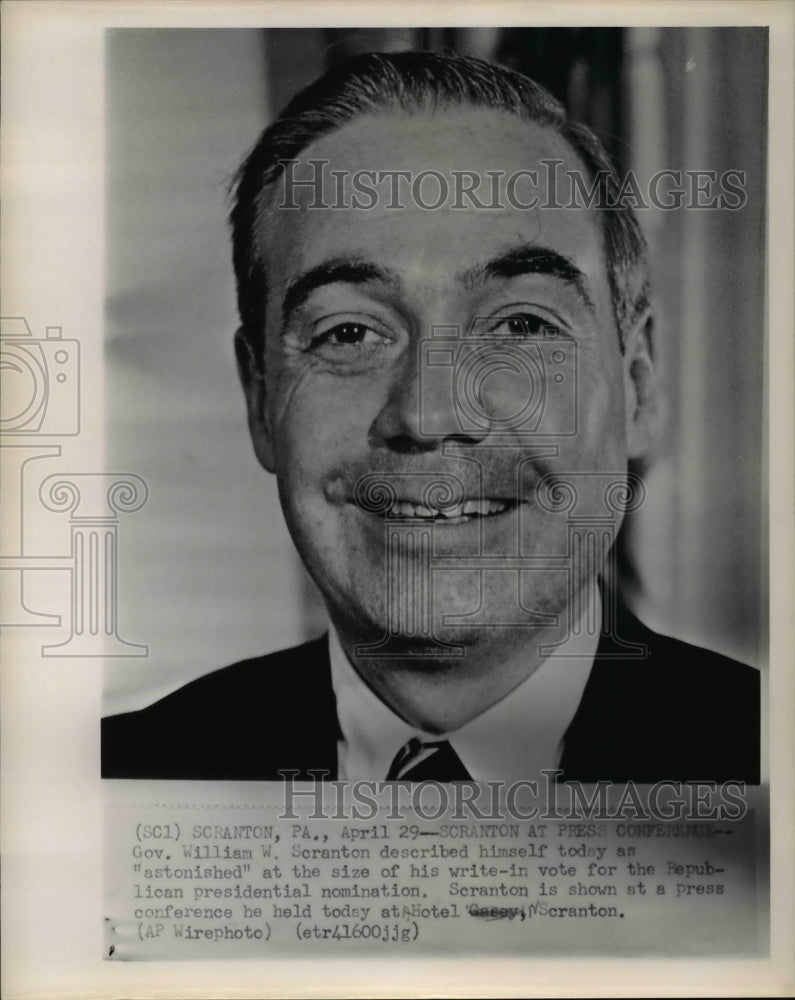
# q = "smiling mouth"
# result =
<box><xmin>370</xmin><ymin>498</ymin><xmax>521</xmax><ymax>522</ymax></box>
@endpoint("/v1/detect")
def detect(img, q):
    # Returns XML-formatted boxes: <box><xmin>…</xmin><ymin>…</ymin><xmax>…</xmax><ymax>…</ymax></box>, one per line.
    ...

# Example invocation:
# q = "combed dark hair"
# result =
<box><xmin>230</xmin><ymin>50</ymin><xmax>650</xmax><ymax>361</ymax></box>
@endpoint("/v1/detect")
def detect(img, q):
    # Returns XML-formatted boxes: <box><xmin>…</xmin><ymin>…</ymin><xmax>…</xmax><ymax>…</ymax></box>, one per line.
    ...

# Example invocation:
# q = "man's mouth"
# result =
<box><xmin>375</xmin><ymin>498</ymin><xmax>520</xmax><ymax>522</ymax></box>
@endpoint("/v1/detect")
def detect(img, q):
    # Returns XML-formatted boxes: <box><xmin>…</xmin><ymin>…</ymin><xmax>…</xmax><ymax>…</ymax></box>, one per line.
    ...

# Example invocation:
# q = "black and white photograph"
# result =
<box><xmin>100</xmin><ymin>27</ymin><xmax>766</xmax><ymax>789</ymax></box>
<box><xmin>2</xmin><ymin>3</ymin><xmax>793</xmax><ymax>998</ymax></box>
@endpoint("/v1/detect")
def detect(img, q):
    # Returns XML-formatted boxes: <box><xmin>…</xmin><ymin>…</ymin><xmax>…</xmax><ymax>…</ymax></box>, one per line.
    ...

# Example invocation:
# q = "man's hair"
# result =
<box><xmin>230</xmin><ymin>50</ymin><xmax>650</xmax><ymax>362</ymax></box>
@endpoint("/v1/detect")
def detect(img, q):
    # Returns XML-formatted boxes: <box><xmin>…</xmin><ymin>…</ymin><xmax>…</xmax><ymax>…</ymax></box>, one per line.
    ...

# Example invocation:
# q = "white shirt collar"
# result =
<box><xmin>329</xmin><ymin>588</ymin><xmax>601</xmax><ymax>782</ymax></box>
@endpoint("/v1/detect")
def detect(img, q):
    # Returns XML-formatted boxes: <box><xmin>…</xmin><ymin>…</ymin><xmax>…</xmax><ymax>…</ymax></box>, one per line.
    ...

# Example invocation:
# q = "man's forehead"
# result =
<box><xmin>255</xmin><ymin>105</ymin><xmax>609</xmax><ymax>311</ymax></box>
<box><xmin>283</xmin><ymin>106</ymin><xmax>584</xmax><ymax>176</ymax></box>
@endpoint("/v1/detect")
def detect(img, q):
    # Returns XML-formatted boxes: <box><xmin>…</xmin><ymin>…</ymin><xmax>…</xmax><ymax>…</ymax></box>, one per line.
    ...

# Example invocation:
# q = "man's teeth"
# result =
<box><xmin>387</xmin><ymin>499</ymin><xmax>511</xmax><ymax>519</ymax></box>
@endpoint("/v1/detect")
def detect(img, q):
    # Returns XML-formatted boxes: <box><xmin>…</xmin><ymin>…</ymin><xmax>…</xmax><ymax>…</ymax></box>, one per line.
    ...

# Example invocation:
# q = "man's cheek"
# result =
<box><xmin>568</xmin><ymin>365</ymin><xmax>626</xmax><ymax>462</ymax></box>
<box><xmin>267</xmin><ymin>364</ymin><xmax>315</xmax><ymax>429</ymax></box>
<box><xmin>268</xmin><ymin>372</ymin><xmax>339</xmax><ymax>471</ymax></box>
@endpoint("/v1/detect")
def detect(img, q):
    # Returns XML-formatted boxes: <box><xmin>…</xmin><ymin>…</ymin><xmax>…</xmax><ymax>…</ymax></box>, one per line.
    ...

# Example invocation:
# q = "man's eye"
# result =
<box><xmin>309</xmin><ymin>322</ymin><xmax>384</xmax><ymax>349</ymax></box>
<box><xmin>489</xmin><ymin>313</ymin><xmax>558</xmax><ymax>338</ymax></box>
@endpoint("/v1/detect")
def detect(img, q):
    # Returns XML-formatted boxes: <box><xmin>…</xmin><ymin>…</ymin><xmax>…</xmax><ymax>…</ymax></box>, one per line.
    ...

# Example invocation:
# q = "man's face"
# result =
<box><xmin>241</xmin><ymin>108</ymin><xmax>651</xmax><ymax>658</ymax></box>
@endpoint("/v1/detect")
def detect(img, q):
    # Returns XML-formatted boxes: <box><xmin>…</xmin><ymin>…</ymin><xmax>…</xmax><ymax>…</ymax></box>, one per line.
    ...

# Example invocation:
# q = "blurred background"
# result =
<box><xmin>104</xmin><ymin>27</ymin><xmax>767</xmax><ymax>712</ymax></box>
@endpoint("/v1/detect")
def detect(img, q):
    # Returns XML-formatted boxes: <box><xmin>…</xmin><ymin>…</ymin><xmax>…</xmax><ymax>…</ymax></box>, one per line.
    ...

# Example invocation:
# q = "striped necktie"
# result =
<box><xmin>386</xmin><ymin>737</ymin><xmax>472</xmax><ymax>781</ymax></box>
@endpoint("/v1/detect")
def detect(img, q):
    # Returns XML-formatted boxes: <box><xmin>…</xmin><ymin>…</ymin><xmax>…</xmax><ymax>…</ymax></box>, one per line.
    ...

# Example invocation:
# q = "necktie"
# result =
<box><xmin>386</xmin><ymin>736</ymin><xmax>472</xmax><ymax>781</ymax></box>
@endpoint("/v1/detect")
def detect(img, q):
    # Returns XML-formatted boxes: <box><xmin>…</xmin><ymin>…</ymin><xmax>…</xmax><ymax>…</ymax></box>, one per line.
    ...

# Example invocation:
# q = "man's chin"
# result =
<box><xmin>329</xmin><ymin>570</ymin><xmax>569</xmax><ymax>662</ymax></box>
<box><xmin>338</xmin><ymin>605</ymin><xmax>568</xmax><ymax>668</ymax></box>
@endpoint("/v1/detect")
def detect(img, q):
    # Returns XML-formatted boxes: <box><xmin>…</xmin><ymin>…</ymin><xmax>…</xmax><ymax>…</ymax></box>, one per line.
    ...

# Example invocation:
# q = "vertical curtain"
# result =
<box><xmin>624</xmin><ymin>28</ymin><xmax>766</xmax><ymax>666</ymax></box>
<box><xmin>105</xmin><ymin>30</ymin><xmax>278</xmax><ymax>709</ymax></box>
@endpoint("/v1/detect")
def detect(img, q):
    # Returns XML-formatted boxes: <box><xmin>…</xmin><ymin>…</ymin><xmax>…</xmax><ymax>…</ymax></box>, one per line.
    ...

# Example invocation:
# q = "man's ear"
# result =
<box><xmin>234</xmin><ymin>328</ymin><xmax>275</xmax><ymax>473</ymax></box>
<box><xmin>622</xmin><ymin>310</ymin><xmax>659</xmax><ymax>459</ymax></box>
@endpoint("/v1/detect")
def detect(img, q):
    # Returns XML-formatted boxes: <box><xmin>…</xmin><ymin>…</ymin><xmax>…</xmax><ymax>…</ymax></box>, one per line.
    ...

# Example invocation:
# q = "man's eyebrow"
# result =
<box><xmin>281</xmin><ymin>258</ymin><xmax>400</xmax><ymax>326</ymax></box>
<box><xmin>461</xmin><ymin>245</ymin><xmax>597</xmax><ymax>315</ymax></box>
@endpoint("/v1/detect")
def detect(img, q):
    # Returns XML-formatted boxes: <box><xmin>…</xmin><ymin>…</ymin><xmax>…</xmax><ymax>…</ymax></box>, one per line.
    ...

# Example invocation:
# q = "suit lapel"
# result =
<box><xmin>559</xmin><ymin>601</ymin><xmax>656</xmax><ymax>781</ymax></box>
<box><xmin>267</xmin><ymin>635</ymin><xmax>341</xmax><ymax>780</ymax></box>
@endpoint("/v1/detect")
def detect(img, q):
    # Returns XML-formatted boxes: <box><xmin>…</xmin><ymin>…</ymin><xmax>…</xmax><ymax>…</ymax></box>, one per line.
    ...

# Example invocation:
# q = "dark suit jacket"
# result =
<box><xmin>102</xmin><ymin>604</ymin><xmax>760</xmax><ymax>783</ymax></box>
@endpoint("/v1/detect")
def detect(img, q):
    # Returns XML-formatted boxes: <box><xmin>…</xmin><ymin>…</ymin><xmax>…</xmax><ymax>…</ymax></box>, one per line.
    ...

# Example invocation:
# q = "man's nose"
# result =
<box><xmin>369</xmin><ymin>349</ymin><xmax>489</xmax><ymax>452</ymax></box>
